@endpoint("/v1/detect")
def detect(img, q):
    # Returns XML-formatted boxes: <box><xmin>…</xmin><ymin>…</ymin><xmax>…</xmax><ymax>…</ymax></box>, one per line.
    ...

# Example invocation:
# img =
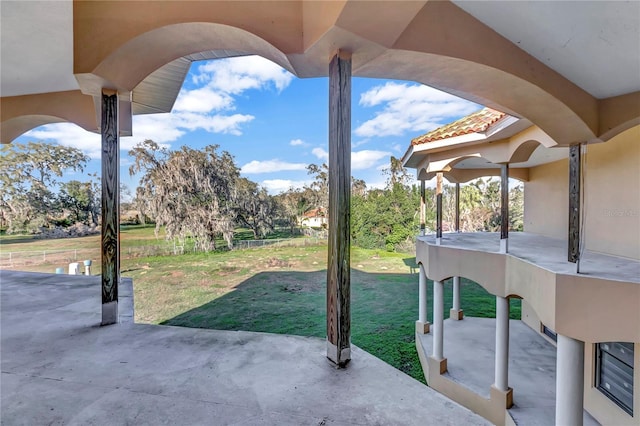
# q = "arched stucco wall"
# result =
<box><xmin>77</xmin><ymin>22</ymin><xmax>293</xmax><ymax>97</ymax></box>
<box><xmin>524</xmin><ymin>125</ymin><xmax>640</xmax><ymax>260</ymax></box>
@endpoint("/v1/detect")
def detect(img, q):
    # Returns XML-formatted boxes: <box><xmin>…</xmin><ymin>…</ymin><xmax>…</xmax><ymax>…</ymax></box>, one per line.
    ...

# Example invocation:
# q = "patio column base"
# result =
<box><xmin>427</xmin><ymin>356</ymin><xmax>448</xmax><ymax>375</ymax></box>
<box><xmin>490</xmin><ymin>384</ymin><xmax>513</xmax><ymax>409</ymax></box>
<box><xmin>449</xmin><ymin>309</ymin><xmax>464</xmax><ymax>320</ymax></box>
<box><xmin>326</xmin><ymin>340</ymin><xmax>351</xmax><ymax>367</ymax></box>
<box><xmin>101</xmin><ymin>301</ymin><xmax>118</xmax><ymax>326</ymax></box>
<box><xmin>416</xmin><ymin>320</ymin><xmax>430</xmax><ymax>334</ymax></box>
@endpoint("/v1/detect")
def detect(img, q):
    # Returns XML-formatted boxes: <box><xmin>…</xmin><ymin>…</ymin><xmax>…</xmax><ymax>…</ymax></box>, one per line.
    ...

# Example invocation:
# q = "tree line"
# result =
<box><xmin>1</xmin><ymin>141</ymin><xmax>523</xmax><ymax>252</ymax></box>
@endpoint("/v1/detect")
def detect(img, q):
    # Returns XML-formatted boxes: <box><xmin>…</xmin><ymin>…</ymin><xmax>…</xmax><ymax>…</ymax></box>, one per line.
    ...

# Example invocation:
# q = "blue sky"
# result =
<box><xmin>21</xmin><ymin>56</ymin><xmax>481</xmax><ymax>195</ymax></box>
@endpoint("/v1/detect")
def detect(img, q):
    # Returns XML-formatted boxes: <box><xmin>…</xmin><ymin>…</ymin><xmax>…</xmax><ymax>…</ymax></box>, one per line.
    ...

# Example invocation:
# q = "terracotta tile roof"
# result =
<box><xmin>411</xmin><ymin>107</ymin><xmax>506</xmax><ymax>145</ymax></box>
<box><xmin>303</xmin><ymin>207</ymin><xmax>325</xmax><ymax>218</ymax></box>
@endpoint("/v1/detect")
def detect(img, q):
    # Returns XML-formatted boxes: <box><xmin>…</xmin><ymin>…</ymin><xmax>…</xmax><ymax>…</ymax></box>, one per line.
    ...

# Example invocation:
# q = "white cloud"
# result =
<box><xmin>25</xmin><ymin>110</ymin><xmax>254</xmax><ymax>159</ymax></box>
<box><xmin>310</xmin><ymin>147</ymin><xmax>390</xmax><ymax>170</ymax></box>
<box><xmin>126</xmin><ymin>114</ymin><xmax>186</xmax><ymax>144</ymax></box>
<box><xmin>172</xmin><ymin>112</ymin><xmax>254</xmax><ymax>136</ymax></box>
<box><xmin>260</xmin><ymin>179</ymin><xmax>311</xmax><ymax>195</ymax></box>
<box><xmin>27</xmin><ymin>123</ymin><xmax>102</xmax><ymax>158</ymax></box>
<box><xmin>25</xmin><ymin>56</ymin><xmax>293</xmax><ymax>158</ymax></box>
<box><xmin>352</xmin><ymin>150</ymin><xmax>391</xmax><ymax>170</ymax></box>
<box><xmin>290</xmin><ymin>138</ymin><xmax>305</xmax><ymax>146</ymax></box>
<box><xmin>173</xmin><ymin>87</ymin><xmax>233</xmax><ymax>113</ymax></box>
<box><xmin>241</xmin><ymin>159</ymin><xmax>308</xmax><ymax>174</ymax></box>
<box><xmin>195</xmin><ymin>56</ymin><xmax>294</xmax><ymax>95</ymax></box>
<box><xmin>311</xmin><ymin>147</ymin><xmax>328</xmax><ymax>162</ymax></box>
<box><xmin>355</xmin><ymin>82</ymin><xmax>479</xmax><ymax>138</ymax></box>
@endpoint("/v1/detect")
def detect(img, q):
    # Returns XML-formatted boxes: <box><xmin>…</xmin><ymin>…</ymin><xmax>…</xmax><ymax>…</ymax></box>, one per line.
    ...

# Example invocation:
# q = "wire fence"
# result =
<box><xmin>0</xmin><ymin>236</ymin><xmax>326</xmax><ymax>269</ymax></box>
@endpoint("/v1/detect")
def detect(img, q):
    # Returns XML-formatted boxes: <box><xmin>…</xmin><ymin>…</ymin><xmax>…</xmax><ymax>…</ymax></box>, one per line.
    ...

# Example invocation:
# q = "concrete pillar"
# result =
<box><xmin>101</xmin><ymin>90</ymin><xmax>120</xmax><ymax>325</ymax></box>
<box><xmin>416</xmin><ymin>264</ymin><xmax>430</xmax><ymax>334</ymax></box>
<box><xmin>450</xmin><ymin>276</ymin><xmax>463</xmax><ymax>320</ymax></box>
<box><xmin>433</xmin><ymin>280</ymin><xmax>444</xmax><ymax>360</ymax></box>
<box><xmin>494</xmin><ymin>296</ymin><xmax>509</xmax><ymax>391</ymax></box>
<box><xmin>326</xmin><ymin>50</ymin><xmax>352</xmax><ymax>367</ymax></box>
<box><xmin>556</xmin><ymin>334</ymin><xmax>585</xmax><ymax>426</ymax></box>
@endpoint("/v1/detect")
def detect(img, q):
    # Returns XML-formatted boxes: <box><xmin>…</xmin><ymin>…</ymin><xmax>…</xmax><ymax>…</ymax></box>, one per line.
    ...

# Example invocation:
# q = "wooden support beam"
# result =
<box><xmin>326</xmin><ymin>50</ymin><xmax>351</xmax><ymax>367</ymax></box>
<box><xmin>101</xmin><ymin>92</ymin><xmax>120</xmax><ymax>325</ymax></box>
<box><xmin>455</xmin><ymin>182</ymin><xmax>460</xmax><ymax>232</ymax></box>
<box><xmin>501</xmin><ymin>164</ymin><xmax>509</xmax><ymax>240</ymax></box>
<box><xmin>436</xmin><ymin>172</ymin><xmax>443</xmax><ymax>241</ymax></box>
<box><xmin>420</xmin><ymin>180</ymin><xmax>426</xmax><ymax>236</ymax></box>
<box><xmin>568</xmin><ymin>145</ymin><xmax>581</xmax><ymax>264</ymax></box>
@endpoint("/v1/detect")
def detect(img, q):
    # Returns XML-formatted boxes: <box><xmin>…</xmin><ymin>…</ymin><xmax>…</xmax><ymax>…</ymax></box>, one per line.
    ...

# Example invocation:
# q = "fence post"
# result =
<box><xmin>43</xmin><ymin>251</ymin><xmax>46</xmax><ymax>262</ymax></box>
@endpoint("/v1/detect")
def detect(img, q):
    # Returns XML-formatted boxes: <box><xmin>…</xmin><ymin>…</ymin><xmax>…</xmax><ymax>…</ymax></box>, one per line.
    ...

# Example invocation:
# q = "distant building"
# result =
<box><xmin>300</xmin><ymin>208</ymin><xmax>327</xmax><ymax>229</ymax></box>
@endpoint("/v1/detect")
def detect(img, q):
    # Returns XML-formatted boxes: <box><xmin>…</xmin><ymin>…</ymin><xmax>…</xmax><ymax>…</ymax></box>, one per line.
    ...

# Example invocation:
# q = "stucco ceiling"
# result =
<box><xmin>0</xmin><ymin>1</ymin><xmax>77</xmax><ymax>97</ymax></box>
<box><xmin>452</xmin><ymin>1</ymin><xmax>640</xmax><ymax>99</ymax></box>
<box><xmin>2</xmin><ymin>1</ymin><xmax>638</xmax><ymax>100</ymax></box>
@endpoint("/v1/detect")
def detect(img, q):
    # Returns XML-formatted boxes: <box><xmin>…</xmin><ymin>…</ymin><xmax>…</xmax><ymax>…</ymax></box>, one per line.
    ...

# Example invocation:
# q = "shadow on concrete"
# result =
<box><xmin>162</xmin><ymin>268</ymin><xmax>426</xmax><ymax>381</ymax></box>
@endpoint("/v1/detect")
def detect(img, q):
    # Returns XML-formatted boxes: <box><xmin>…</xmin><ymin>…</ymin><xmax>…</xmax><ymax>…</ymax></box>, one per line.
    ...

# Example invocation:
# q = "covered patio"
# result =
<box><xmin>0</xmin><ymin>270</ymin><xmax>489</xmax><ymax>425</ymax></box>
<box><xmin>416</xmin><ymin>317</ymin><xmax>600</xmax><ymax>426</ymax></box>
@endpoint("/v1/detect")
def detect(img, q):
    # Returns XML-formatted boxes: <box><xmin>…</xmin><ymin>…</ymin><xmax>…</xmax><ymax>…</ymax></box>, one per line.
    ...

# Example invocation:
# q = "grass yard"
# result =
<box><xmin>0</xmin><ymin>229</ymin><xmax>521</xmax><ymax>384</ymax></box>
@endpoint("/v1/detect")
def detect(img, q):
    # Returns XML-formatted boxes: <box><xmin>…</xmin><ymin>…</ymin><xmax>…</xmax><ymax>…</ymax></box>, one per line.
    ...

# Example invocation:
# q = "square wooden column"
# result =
<box><xmin>326</xmin><ymin>50</ymin><xmax>351</xmax><ymax>367</ymax></box>
<box><xmin>455</xmin><ymin>182</ymin><xmax>460</xmax><ymax>233</ymax></box>
<box><xmin>568</xmin><ymin>144</ymin><xmax>581</xmax><ymax>269</ymax></box>
<box><xmin>500</xmin><ymin>164</ymin><xmax>509</xmax><ymax>253</ymax></box>
<box><xmin>101</xmin><ymin>91</ymin><xmax>120</xmax><ymax>325</ymax></box>
<box><xmin>419</xmin><ymin>180</ymin><xmax>426</xmax><ymax>236</ymax></box>
<box><xmin>436</xmin><ymin>173</ymin><xmax>443</xmax><ymax>245</ymax></box>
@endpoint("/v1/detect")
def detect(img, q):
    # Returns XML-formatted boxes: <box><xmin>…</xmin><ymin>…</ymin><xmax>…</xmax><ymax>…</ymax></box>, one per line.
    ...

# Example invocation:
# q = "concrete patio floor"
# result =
<box><xmin>417</xmin><ymin>317</ymin><xmax>600</xmax><ymax>426</ymax></box>
<box><xmin>418</xmin><ymin>232</ymin><xmax>640</xmax><ymax>284</ymax></box>
<box><xmin>0</xmin><ymin>271</ymin><xmax>489</xmax><ymax>426</ymax></box>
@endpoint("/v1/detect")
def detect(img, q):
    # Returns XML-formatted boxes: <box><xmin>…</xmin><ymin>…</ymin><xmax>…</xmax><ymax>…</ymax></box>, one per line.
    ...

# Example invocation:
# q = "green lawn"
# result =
<box><xmin>1</xmin><ymin>228</ymin><xmax>520</xmax><ymax>384</ymax></box>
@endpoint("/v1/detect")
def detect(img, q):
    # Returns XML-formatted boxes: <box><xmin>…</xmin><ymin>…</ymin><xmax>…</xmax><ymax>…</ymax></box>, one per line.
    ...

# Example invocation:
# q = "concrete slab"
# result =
<box><xmin>1</xmin><ymin>271</ymin><xmax>489</xmax><ymax>425</ymax></box>
<box><xmin>418</xmin><ymin>232</ymin><xmax>640</xmax><ymax>284</ymax></box>
<box><xmin>417</xmin><ymin>317</ymin><xmax>600</xmax><ymax>425</ymax></box>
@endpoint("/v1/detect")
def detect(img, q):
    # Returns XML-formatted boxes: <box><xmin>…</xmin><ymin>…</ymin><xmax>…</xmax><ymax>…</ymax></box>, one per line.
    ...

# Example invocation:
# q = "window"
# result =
<box><xmin>541</xmin><ymin>324</ymin><xmax>557</xmax><ymax>342</ymax></box>
<box><xmin>596</xmin><ymin>342</ymin><xmax>634</xmax><ymax>416</ymax></box>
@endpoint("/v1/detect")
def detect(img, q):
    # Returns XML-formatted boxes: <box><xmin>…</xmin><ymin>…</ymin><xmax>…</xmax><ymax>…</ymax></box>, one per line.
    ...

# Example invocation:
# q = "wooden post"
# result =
<box><xmin>326</xmin><ymin>50</ymin><xmax>351</xmax><ymax>367</ymax></box>
<box><xmin>500</xmin><ymin>164</ymin><xmax>509</xmax><ymax>253</ymax></box>
<box><xmin>420</xmin><ymin>180</ymin><xmax>426</xmax><ymax>236</ymax></box>
<box><xmin>455</xmin><ymin>182</ymin><xmax>460</xmax><ymax>232</ymax></box>
<box><xmin>436</xmin><ymin>173</ymin><xmax>443</xmax><ymax>244</ymax></box>
<box><xmin>568</xmin><ymin>144</ymin><xmax>581</xmax><ymax>265</ymax></box>
<box><xmin>101</xmin><ymin>91</ymin><xmax>120</xmax><ymax>325</ymax></box>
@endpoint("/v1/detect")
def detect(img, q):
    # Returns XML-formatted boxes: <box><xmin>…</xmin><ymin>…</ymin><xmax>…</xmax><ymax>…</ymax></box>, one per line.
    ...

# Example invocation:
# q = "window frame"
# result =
<box><xmin>595</xmin><ymin>342</ymin><xmax>634</xmax><ymax>416</ymax></box>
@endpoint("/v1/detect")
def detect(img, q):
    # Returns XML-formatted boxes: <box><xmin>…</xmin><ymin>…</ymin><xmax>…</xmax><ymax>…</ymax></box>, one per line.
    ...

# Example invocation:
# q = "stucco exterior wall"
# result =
<box><xmin>524</xmin><ymin>126</ymin><xmax>640</xmax><ymax>260</ymax></box>
<box><xmin>583</xmin><ymin>126</ymin><xmax>640</xmax><ymax>260</ymax></box>
<box><xmin>523</xmin><ymin>158</ymin><xmax>568</xmax><ymax>239</ymax></box>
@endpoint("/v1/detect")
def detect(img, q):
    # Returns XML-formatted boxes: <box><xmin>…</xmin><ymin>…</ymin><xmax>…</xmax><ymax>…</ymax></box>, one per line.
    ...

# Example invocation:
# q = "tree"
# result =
<box><xmin>58</xmin><ymin>178</ymin><xmax>100</xmax><ymax>225</ymax></box>
<box><xmin>274</xmin><ymin>187</ymin><xmax>315</xmax><ymax>234</ymax></box>
<box><xmin>352</xmin><ymin>178</ymin><xmax>367</xmax><ymax>196</ymax></box>
<box><xmin>351</xmin><ymin>157</ymin><xmax>420</xmax><ymax>252</ymax></box>
<box><xmin>509</xmin><ymin>183</ymin><xmax>524</xmax><ymax>231</ymax></box>
<box><xmin>234</xmin><ymin>178</ymin><xmax>276</xmax><ymax>239</ymax></box>
<box><xmin>0</xmin><ymin>141</ymin><xmax>89</xmax><ymax>233</ymax></box>
<box><xmin>306</xmin><ymin>163</ymin><xmax>328</xmax><ymax>211</ymax></box>
<box><xmin>130</xmin><ymin>140</ymin><xmax>239</xmax><ymax>251</ymax></box>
